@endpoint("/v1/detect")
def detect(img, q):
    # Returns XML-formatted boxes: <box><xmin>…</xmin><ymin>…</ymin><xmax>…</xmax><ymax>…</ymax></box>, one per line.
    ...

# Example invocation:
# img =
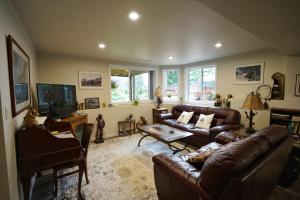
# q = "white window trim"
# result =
<box><xmin>162</xmin><ymin>68</ymin><xmax>181</xmax><ymax>103</ymax></box>
<box><xmin>184</xmin><ymin>64</ymin><xmax>217</xmax><ymax>104</ymax></box>
<box><xmin>109</xmin><ymin>64</ymin><xmax>158</xmax><ymax>104</ymax></box>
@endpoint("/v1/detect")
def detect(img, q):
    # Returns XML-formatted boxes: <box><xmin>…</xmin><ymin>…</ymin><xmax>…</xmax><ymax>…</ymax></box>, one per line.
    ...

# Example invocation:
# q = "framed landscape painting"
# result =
<box><xmin>7</xmin><ymin>35</ymin><xmax>31</xmax><ymax>117</ymax></box>
<box><xmin>85</xmin><ymin>97</ymin><xmax>100</xmax><ymax>109</ymax></box>
<box><xmin>79</xmin><ymin>71</ymin><xmax>103</xmax><ymax>89</ymax></box>
<box><xmin>234</xmin><ymin>63</ymin><xmax>264</xmax><ymax>84</ymax></box>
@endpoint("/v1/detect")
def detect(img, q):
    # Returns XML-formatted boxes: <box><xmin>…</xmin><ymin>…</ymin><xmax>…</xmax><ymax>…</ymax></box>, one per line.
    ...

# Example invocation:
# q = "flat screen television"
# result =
<box><xmin>37</xmin><ymin>83</ymin><xmax>77</xmax><ymax>118</ymax></box>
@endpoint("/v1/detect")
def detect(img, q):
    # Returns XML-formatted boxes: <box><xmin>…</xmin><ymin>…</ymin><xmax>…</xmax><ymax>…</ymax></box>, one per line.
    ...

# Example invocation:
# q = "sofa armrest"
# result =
<box><xmin>157</xmin><ymin>113</ymin><xmax>173</xmax><ymax>122</ymax></box>
<box><xmin>152</xmin><ymin>153</ymin><xmax>212</xmax><ymax>199</ymax></box>
<box><xmin>209</xmin><ymin>124</ymin><xmax>240</xmax><ymax>135</ymax></box>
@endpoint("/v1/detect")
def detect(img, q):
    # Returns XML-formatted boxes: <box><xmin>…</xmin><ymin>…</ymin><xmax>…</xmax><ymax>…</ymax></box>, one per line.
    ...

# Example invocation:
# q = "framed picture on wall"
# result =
<box><xmin>79</xmin><ymin>71</ymin><xmax>103</xmax><ymax>89</ymax></box>
<box><xmin>295</xmin><ymin>74</ymin><xmax>300</xmax><ymax>97</ymax></box>
<box><xmin>85</xmin><ymin>97</ymin><xmax>100</xmax><ymax>109</ymax></box>
<box><xmin>234</xmin><ymin>63</ymin><xmax>264</xmax><ymax>84</ymax></box>
<box><xmin>6</xmin><ymin>35</ymin><xmax>31</xmax><ymax>117</ymax></box>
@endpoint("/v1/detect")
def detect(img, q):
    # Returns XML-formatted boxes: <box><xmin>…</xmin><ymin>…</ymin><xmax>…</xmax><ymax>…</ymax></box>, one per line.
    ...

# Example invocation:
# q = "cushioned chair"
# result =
<box><xmin>53</xmin><ymin>123</ymin><xmax>94</xmax><ymax>196</ymax></box>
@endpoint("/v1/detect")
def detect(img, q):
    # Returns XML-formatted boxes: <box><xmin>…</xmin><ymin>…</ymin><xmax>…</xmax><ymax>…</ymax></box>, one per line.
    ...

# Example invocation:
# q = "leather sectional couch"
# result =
<box><xmin>152</xmin><ymin>126</ymin><xmax>292</xmax><ymax>200</ymax></box>
<box><xmin>157</xmin><ymin>105</ymin><xmax>241</xmax><ymax>147</ymax></box>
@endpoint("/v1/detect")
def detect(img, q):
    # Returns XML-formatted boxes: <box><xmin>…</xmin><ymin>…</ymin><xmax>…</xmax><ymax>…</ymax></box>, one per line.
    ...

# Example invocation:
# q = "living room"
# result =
<box><xmin>0</xmin><ymin>0</ymin><xmax>300</xmax><ymax>200</ymax></box>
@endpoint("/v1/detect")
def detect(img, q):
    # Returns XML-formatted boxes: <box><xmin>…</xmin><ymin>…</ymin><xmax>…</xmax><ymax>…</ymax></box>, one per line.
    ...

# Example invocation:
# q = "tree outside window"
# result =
<box><xmin>163</xmin><ymin>70</ymin><xmax>179</xmax><ymax>101</ymax></box>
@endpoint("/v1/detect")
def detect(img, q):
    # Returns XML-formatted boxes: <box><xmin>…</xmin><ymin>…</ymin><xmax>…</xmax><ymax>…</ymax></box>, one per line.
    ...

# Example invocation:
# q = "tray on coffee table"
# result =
<box><xmin>137</xmin><ymin>124</ymin><xmax>193</xmax><ymax>154</ymax></box>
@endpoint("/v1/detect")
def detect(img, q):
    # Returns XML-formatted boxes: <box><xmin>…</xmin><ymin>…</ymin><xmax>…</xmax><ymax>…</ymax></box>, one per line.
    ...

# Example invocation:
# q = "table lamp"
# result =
<box><xmin>154</xmin><ymin>86</ymin><xmax>162</xmax><ymax>109</ymax></box>
<box><xmin>241</xmin><ymin>91</ymin><xmax>265</xmax><ymax>134</ymax></box>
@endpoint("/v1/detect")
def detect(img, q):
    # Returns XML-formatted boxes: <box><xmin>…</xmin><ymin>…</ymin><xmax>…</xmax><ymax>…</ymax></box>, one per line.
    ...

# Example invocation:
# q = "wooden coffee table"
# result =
<box><xmin>137</xmin><ymin>124</ymin><xmax>193</xmax><ymax>154</ymax></box>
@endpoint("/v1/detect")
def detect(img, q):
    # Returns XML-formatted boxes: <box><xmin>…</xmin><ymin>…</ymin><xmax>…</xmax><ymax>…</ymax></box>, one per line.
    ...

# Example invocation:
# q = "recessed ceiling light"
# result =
<box><xmin>214</xmin><ymin>42</ymin><xmax>222</xmax><ymax>48</ymax></box>
<box><xmin>129</xmin><ymin>11</ymin><xmax>140</xmax><ymax>21</ymax></box>
<box><xmin>168</xmin><ymin>56</ymin><xmax>173</xmax><ymax>60</ymax></box>
<box><xmin>98</xmin><ymin>43</ymin><xmax>106</xmax><ymax>49</ymax></box>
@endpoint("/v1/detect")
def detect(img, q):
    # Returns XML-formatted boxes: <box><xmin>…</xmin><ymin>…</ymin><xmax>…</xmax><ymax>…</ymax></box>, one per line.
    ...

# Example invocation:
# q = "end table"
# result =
<box><xmin>152</xmin><ymin>108</ymin><xmax>168</xmax><ymax>124</ymax></box>
<box><xmin>118</xmin><ymin>120</ymin><xmax>136</xmax><ymax>136</ymax></box>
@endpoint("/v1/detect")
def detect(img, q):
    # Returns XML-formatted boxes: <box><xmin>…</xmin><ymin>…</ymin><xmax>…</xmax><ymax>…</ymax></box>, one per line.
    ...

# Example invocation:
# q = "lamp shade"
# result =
<box><xmin>154</xmin><ymin>87</ymin><xmax>162</xmax><ymax>97</ymax></box>
<box><xmin>241</xmin><ymin>93</ymin><xmax>265</xmax><ymax>110</ymax></box>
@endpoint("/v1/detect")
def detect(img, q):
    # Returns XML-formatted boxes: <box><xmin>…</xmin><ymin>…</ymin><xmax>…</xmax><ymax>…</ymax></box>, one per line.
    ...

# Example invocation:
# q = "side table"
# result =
<box><xmin>152</xmin><ymin>108</ymin><xmax>168</xmax><ymax>123</ymax></box>
<box><xmin>118</xmin><ymin>120</ymin><xmax>136</xmax><ymax>136</ymax></box>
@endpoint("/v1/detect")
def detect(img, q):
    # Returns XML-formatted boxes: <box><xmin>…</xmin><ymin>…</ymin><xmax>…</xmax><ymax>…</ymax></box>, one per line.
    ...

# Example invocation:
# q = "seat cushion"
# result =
<box><xmin>198</xmin><ymin>135</ymin><xmax>270</xmax><ymax>197</ymax></box>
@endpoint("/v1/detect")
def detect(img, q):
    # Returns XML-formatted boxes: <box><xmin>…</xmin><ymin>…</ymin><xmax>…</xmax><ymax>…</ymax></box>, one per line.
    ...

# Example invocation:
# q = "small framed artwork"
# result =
<box><xmin>7</xmin><ymin>35</ymin><xmax>31</xmax><ymax>117</ymax></box>
<box><xmin>85</xmin><ymin>97</ymin><xmax>100</xmax><ymax>109</ymax></box>
<box><xmin>234</xmin><ymin>63</ymin><xmax>264</xmax><ymax>84</ymax></box>
<box><xmin>79</xmin><ymin>71</ymin><xmax>103</xmax><ymax>89</ymax></box>
<box><xmin>295</xmin><ymin>74</ymin><xmax>300</xmax><ymax>97</ymax></box>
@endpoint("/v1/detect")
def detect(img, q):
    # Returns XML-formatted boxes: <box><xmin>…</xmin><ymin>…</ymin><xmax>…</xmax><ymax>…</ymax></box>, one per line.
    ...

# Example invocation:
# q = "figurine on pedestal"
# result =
<box><xmin>95</xmin><ymin>114</ymin><xmax>105</xmax><ymax>143</ymax></box>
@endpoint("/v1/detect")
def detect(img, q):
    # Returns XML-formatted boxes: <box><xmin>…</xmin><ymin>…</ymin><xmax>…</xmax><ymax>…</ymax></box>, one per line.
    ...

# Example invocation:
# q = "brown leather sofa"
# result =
<box><xmin>157</xmin><ymin>105</ymin><xmax>241</xmax><ymax>147</ymax></box>
<box><xmin>152</xmin><ymin>126</ymin><xmax>292</xmax><ymax>200</ymax></box>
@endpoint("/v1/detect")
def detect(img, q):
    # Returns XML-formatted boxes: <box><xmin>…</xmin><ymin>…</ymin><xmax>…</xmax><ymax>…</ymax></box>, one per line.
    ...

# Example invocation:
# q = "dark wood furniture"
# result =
<box><xmin>118</xmin><ymin>120</ymin><xmax>136</xmax><ymax>136</ymax></box>
<box><xmin>62</xmin><ymin>114</ymin><xmax>88</xmax><ymax>135</ymax></box>
<box><xmin>15</xmin><ymin>125</ymin><xmax>84</xmax><ymax>200</ymax></box>
<box><xmin>270</xmin><ymin>107</ymin><xmax>300</xmax><ymax>134</ymax></box>
<box><xmin>152</xmin><ymin>108</ymin><xmax>168</xmax><ymax>123</ymax></box>
<box><xmin>137</xmin><ymin>124</ymin><xmax>193</xmax><ymax>154</ymax></box>
<box><xmin>53</xmin><ymin>123</ymin><xmax>94</xmax><ymax>197</ymax></box>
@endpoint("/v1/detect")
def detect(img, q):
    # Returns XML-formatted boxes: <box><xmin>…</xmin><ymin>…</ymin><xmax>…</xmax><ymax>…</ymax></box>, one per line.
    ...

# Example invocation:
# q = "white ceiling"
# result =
<box><xmin>198</xmin><ymin>0</ymin><xmax>300</xmax><ymax>56</ymax></box>
<box><xmin>10</xmin><ymin>0</ymin><xmax>268</xmax><ymax>65</ymax></box>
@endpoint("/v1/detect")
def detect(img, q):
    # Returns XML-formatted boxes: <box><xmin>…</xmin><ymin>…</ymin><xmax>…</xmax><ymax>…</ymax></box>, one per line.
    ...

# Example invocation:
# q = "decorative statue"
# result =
<box><xmin>95</xmin><ymin>114</ymin><xmax>105</xmax><ymax>143</ymax></box>
<box><xmin>23</xmin><ymin>107</ymin><xmax>38</xmax><ymax>128</ymax></box>
<box><xmin>154</xmin><ymin>86</ymin><xmax>163</xmax><ymax>109</ymax></box>
<box><xmin>136</xmin><ymin>116</ymin><xmax>147</xmax><ymax>128</ymax></box>
<box><xmin>126</xmin><ymin>114</ymin><xmax>133</xmax><ymax>121</ymax></box>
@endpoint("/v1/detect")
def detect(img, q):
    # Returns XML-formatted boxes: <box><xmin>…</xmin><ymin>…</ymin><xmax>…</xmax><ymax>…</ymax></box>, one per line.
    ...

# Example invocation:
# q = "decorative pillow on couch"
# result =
<box><xmin>195</xmin><ymin>114</ymin><xmax>214</xmax><ymax>129</ymax></box>
<box><xmin>177</xmin><ymin>111</ymin><xmax>194</xmax><ymax>124</ymax></box>
<box><xmin>185</xmin><ymin>142</ymin><xmax>223</xmax><ymax>164</ymax></box>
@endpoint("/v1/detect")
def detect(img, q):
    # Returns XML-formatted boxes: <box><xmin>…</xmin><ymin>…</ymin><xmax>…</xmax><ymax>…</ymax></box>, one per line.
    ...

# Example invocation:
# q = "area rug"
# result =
<box><xmin>56</xmin><ymin>134</ymin><xmax>300</xmax><ymax>200</ymax></box>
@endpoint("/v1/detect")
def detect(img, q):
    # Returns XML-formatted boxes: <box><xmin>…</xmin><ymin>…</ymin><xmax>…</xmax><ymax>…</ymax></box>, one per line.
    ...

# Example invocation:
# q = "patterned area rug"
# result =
<box><xmin>56</xmin><ymin>134</ymin><xmax>300</xmax><ymax>200</ymax></box>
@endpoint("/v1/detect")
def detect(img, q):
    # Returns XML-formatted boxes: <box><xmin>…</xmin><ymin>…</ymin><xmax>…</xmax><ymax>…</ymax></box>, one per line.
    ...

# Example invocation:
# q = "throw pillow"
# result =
<box><xmin>177</xmin><ymin>111</ymin><xmax>194</xmax><ymax>124</ymax></box>
<box><xmin>195</xmin><ymin>114</ymin><xmax>214</xmax><ymax>129</ymax></box>
<box><xmin>186</xmin><ymin>142</ymin><xmax>223</xmax><ymax>164</ymax></box>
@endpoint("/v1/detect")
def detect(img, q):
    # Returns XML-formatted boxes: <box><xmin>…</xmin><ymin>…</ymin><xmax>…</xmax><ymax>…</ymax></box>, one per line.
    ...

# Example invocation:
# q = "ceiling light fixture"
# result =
<box><xmin>214</xmin><ymin>42</ymin><xmax>222</xmax><ymax>48</ymax></box>
<box><xmin>98</xmin><ymin>43</ymin><xmax>106</xmax><ymax>49</ymax></box>
<box><xmin>168</xmin><ymin>56</ymin><xmax>173</xmax><ymax>60</ymax></box>
<box><xmin>129</xmin><ymin>11</ymin><xmax>140</xmax><ymax>21</ymax></box>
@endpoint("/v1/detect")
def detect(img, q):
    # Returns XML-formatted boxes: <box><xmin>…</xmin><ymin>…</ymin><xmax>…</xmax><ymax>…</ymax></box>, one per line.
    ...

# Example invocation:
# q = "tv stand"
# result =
<box><xmin>61</xmin><ymin>114</ymin><xmax>88</xmax><ymax>135</ymax></box>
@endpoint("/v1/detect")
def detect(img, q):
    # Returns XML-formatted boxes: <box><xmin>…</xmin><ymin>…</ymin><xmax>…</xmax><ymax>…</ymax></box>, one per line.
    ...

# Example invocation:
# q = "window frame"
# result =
<box><xmin>109</xmin><ymin>64</ymin><xmax>157</xmax><ymax>104</ymax></box>
<box><xmin>162</xmin><ymin>68</ymin><xmax>181</xmax><ymax>103</ymax></box>
<box><xmin>184</xmin><ymin>64</ymin><xmax>217</xmax><ymax>105</ymax></box>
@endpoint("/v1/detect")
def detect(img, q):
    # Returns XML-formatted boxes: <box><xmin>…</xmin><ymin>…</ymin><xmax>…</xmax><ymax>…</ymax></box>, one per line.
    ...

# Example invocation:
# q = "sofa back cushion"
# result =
<box><xmin>253</xmin><ymin>125</ymin><xmax>288</xmax><ymax>145</ymax></box>
<box><xmin>206</xmin><ymin>107</ymin><xmax>241</xmax><ymax>125</ymax></box>
<box><xmin>198</xmin><ymin>135</ymin><xmax>270</xmax><ymax>197</ymax></box>
<box><xmin>171</xmin><ymin>105</ymin><xmax>193</xmax><ymax>119</ymax></box>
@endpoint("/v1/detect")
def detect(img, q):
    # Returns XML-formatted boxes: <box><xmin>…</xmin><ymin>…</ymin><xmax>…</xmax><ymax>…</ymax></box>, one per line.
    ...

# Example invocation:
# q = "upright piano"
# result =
<box><xmin>15</xmin><ymin>118</ymin><xmax>85</xmax><ymax>200</ymax></box>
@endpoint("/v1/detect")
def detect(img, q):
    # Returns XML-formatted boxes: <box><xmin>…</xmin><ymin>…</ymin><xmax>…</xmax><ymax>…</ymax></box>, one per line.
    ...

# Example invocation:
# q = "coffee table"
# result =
<box><xmin>137</xmin><ymin>124</ymin><xmax>193</xmax><ymax>154</ymax></box>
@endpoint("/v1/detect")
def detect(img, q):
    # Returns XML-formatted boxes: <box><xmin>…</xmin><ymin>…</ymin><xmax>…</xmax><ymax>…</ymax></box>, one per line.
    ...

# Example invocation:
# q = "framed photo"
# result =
<box><xmin>7</xmin><ymin>35</ymin><xmax>31</xmax><ymax>117</ymax></box>
<box><xmin>295</xmin><ymin>74</ymin><xmax>300</xmax><ymax>97</ymax></box>
<box><xmin>79</xmin><ymin>71</ymin><xmax>103</xmax><ymax>89</ymax></box>
<box><xmin>234</xmin><ymin>63</ymin><xmax>264</xmax><ymax>84</ymax></box>
<box><xmin>85</xmin><ymin>97</ymin><xmax>100</xmax><ymax>109</ymax></box>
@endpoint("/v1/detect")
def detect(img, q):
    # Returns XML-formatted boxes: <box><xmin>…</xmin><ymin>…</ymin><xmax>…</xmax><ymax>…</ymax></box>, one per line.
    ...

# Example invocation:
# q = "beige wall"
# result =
<box><xmin>161</xmin><ymin>49</ymin><xmax>300</xmax><ymax>130</ymax></box>
<box><xmin>0</xmin><ymin>0</ymin><xmax>38</xmax><ymax>199</ymax></box>
<box><xmin>37</xmin><ymin>52</ymin><xmax>158</xmax><ymax>139</ymax></box>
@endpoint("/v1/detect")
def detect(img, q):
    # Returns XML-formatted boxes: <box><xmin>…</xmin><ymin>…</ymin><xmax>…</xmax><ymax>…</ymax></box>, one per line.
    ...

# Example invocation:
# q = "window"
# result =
<box><xmin>186</xmin><ymin>65</ymin><xmax>216</xmax><ymax>101</ymax></box>
<box><xmin>162</xmin><ymin>69</ymin><xmax>180</xmax><ymax>101</ymax></box>
<box><xmin>111</xmin><ymin>66</ymin><xmax>154</xmax><ymax>103</ymax></box>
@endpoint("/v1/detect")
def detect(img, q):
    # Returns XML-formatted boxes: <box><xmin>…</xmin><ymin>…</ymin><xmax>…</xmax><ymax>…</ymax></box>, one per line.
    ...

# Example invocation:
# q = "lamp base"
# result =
<box><xmin>245</xmin><ymin>127</ymin><xmax>256</xmax><ymax>134</ymax></box>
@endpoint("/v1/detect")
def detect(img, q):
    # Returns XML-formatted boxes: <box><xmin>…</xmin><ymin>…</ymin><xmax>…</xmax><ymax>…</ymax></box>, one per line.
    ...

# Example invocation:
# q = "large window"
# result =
<box><xmin>162</xmin><ymin>69</ymin><xmax>180</xmax><ymax>101</ymax></box>
<box><xmin>111</xmin><ymin>67</ymin><xmax>154</xmax><ymax>102</ymax></box>
<box><xmin>186</xmin><ymin>65</ymin><xmax>216</xmax><ymax>101</ymax></box>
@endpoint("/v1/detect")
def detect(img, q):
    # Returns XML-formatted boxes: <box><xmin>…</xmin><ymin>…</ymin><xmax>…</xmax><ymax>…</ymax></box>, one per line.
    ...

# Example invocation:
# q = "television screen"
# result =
<box><xmin>37</xmin><ymin>83</ymin><xmax>77</xmax><ymax>118</ymax></box>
